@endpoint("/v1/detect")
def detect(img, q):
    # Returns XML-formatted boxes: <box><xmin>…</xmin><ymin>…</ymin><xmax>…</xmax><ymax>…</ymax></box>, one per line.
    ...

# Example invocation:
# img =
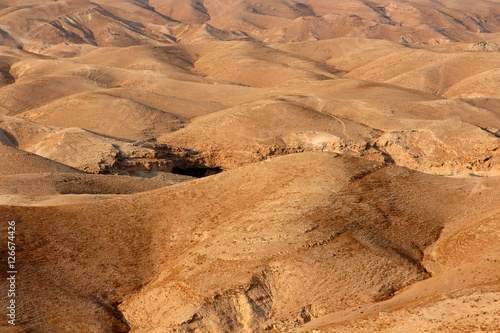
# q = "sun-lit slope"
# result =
<box><xmin>0</xmin><ymin>47</ymin><xmax>232</xmax><ymax>120</ymax></box>
<box><xmin>217</xmin><ymin>0</ymin><xmax>500</xmax><ymax>44</ymax></box>
<box><xmin>0</xmin><ymin>114</ymin><xmax>194</xmax><ymax>200</ymax></box>
<box><xmin>0</xmin><ymin>143</ymin><xmax>80</xmax><ymax>175</ymax></box>
<box><xmin>343</xmin><ymin>48</ymin><xmax>500</xmax><ymax>98</ymax></box>
<box><xmin>171</xmin><ymin>23</ymin><xmax>258</xmax><ymax>44</ymax></box>
<box><xmin>180</xmin><ymin>0</ymin><xmax>500</xmax><ymax>44</ymax></box>
<box><xmin>152</xmin><ymin>72</ymin><xmax>500</xmax><ymax>174</ymax></box>
<box><xmin>275</xmin><ymin>37</ymin><xmax>500</xmax><ymax>96</ymax></box>
<box><xmin>0</xmin><ymin>54</ymin><xmax>111</xmax><ymax>114</ymax></box>
<box><xmin>2</xmin><ymin>35</ymin><xmax>498</xmax><ymax>175</ymax></box>
<box><xmin>22</xmin><ymin>126</ymin><xmax>169</xmax><ymax>173</ymax></box>
<box><xmin>149</xmin><ymin>0</ymin><xmax>211</xmax><ymax>25</ymax></box>
<box><xmin>0</xmin><ymin>115</ymin><xmax>189</xmax><ymax>175</ymax></box>
<box><xmin>0</xmin><ymin>0</ymin><xmax>178</xmax><ymax>48</ymax></box>
<box><xmin>274</xmin><ymin>39</ymin><xmax>500</xmax><ymax>130</ymax></box>
<box><xmin>34</xmin><ymin>42</ymin><xmax>201</xmax><ymax>73</ymax></box>
<box><xmin>70</xmin><ymin>41</ymin><xmax>340</xmax><ymax>88</ymax></box>
<box><xmin>2</xmin><ymin>50</ymin><xmax>200</xmax><ymax>115</ymax></box>
<box><xmin>444</xmin><ymin>68</ymin><xmax>500</xmax><ymax>99</ymax></box>
<box><xmin>301</xmin><ymin>80</ymin><xmax>500</xmax><ymax>174</ymax></box>
<box><xmin>296</xmin><ymin>203</ymin><xmax>500</xmax><ymax>333</ymax></box>
<box><xmin>1</xmin><ymin>153</ymin><xmax>497</xmax><ymax>332</ymax></box>
<box><xmin>297</xmin><ymin>259</ymin><xmax>500</xmax><ymax>333</ymax></box>
<box><xmin>3</xmin><ymin>45</ymin><xmax>270</xmax><ymax>124</ymax></box>
<box><xmin>71</xmin><ymin>45</ymin><xmax>199</xmax><ymax>79</ymax></box>
<box><xmin>185</xmin><ymin>41</ymin><xmax>339</xmax><ymax>87</ymax></box>
<box><xmin>0</xmin><ymin>46</ymin><xmax>73</xmax><ymax>112</ymax></box>
<box><xmin>0</xmin><ymin>1</ymin><xmax>498</xmax><ymax>332</ymax></box>
<box><xmin>0</xmin><ymin>74</ymin><xmax>105</xmax><ymax>115</ymax></box>
<box><xmin>16</xmin><ymin>90</ymin><xmax>185</xmax><ymax>141</ymax></box>
<box><xmin>159</xmin><ymin>97</ymin><xmax>381</xmax><ymax>168</ymax></box>
<box><xmin>0</xmin><ymin>171</ymin><xmax>192</xmax><ymax>197</ymax></box>
<box><xmin>325</xmin><ymin>288</ymin><xmax>500</xmax><ymax>333</ymax></box>
<box><xmin>160</xmin><ymin>0</ymin><xmax>312</xmax><ymax>30</ymax></box>
<box><xmin>0</xmin><ymin>171</ymin><xmax>193</xmax><ymax>206</ymax></box>
<box><xmin>3</xmin><ymin>0</ymin><xmax>500</xmax><ymax>47</ymax></box>
<box><xmin>0</xmin><ymin>114</ymin><xmax>57</xmax><ymax>148</ymax></box>
<box><xmin>261</xmin><ymin>41</ymin><xmax>500</xmax><ymax>174</ymax></box>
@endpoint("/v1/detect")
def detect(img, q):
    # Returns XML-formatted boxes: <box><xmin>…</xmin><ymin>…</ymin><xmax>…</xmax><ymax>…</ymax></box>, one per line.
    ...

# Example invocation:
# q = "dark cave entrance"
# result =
<box><xmin>171</xmin><ymin>166</ymin><xmax>223</xmax><ymax>178</ymax></box>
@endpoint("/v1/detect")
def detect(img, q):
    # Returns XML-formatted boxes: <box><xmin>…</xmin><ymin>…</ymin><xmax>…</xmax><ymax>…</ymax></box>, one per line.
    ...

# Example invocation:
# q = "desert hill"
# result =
<box><xmin>0</xmin><ymin>0</ymin><xmax>499</xmax><ymax>332</ymax></box>
<box><xmin>1</xmin><ymin>153</ymin><xmax>499</xmax><ymax>332</ymax></box>
<box><xmin>1</xmin><ymin>38</ymin><xmax>499</xmax><ymax>175</ymax></box>
<box><xmin>3</xmin><ymin>0</ymin><xmax>500</xmax><ymax>47</ymax></box>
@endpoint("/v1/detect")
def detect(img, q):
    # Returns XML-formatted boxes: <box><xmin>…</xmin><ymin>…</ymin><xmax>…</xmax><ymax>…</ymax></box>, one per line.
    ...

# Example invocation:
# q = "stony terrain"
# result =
<box><xmin>0</xmin><ymin>0</ymin><xmax>499</xmax><ymax>332</ymax></box>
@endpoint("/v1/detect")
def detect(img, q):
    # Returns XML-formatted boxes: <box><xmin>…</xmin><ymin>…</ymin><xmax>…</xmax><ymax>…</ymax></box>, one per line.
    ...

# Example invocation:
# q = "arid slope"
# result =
<box><xmin>0</xmin><ymin>0</ymin><xmax>499</xmax><ymax>332</ymax></box>
<box><xmin>1</xmin><ymin>153</ymin><xmax>499</xmax><ymax>332</ymax></box>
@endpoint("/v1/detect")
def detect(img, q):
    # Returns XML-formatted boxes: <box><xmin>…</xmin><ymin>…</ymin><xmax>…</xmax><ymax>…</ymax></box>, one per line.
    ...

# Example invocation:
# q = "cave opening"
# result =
<box><xmin>171</xmin><ymin>166</ymin><xmax>223</xmax><ymax>178</ymax></box>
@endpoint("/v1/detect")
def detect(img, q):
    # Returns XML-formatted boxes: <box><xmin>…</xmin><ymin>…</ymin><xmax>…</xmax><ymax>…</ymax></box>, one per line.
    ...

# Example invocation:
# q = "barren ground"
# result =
<box><xmin>0</xmin><ymin>1</ymin><xmax>499</xmax><ymax>332</ymax></box>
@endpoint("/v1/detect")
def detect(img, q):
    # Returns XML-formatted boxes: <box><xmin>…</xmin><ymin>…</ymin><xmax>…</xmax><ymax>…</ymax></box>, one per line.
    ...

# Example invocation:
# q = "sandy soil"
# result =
<box><xmin>0</xmin><ymin>0</ymin><xmax>499</xmax><ymax>332</ymax></box>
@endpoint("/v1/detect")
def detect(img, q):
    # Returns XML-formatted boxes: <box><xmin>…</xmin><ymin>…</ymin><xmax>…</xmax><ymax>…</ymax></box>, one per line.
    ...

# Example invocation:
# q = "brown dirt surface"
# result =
<box><xmin>0</xmin><ymin>0</ymin><xmax>499</xmax><ymax>332</ymax></box>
